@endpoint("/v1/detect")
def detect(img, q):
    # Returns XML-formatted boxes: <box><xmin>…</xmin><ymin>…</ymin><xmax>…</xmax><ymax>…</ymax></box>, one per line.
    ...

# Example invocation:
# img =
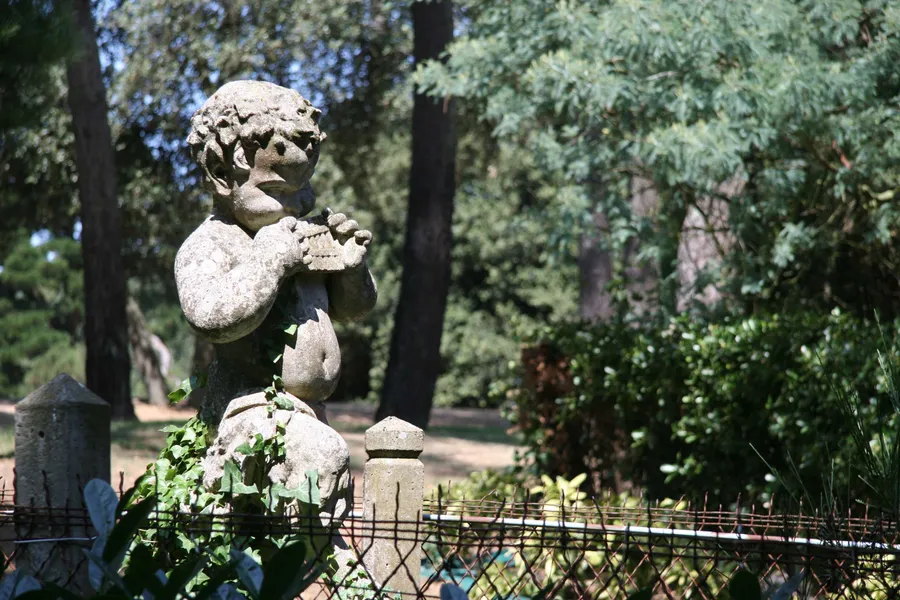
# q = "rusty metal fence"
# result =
<box><xmin>4</xmin><ymin>479</ymin><xmax>900</xmax><ymax>599</ymax></box>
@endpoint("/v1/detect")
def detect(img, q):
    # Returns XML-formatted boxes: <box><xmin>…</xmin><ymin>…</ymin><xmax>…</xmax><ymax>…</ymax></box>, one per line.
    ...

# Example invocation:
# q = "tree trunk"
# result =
<box><xmin>578</xmin><ymin>210</ymin><xmax>614</xmax><ymax>321</ymax></box>
<box><xmin>126</xmin><ymin>298</ymin><xmax>169</xmax><ymax>406</ymax></box>
<box><xmin>64</xmin><ymin>0</ymin><xmax>133</xmax><ymax>419</ymax></box>
<box><xmin>578</xmin><ymin>177</ymin><xmax>660</xmax><ymax>321</ymax></box>
<box><xmin>623</xmin><ymin>176</ymin><xmax>660</xmax><ymax>316</ymax></box>
<box><xmin>658</xmin><ymin>190</ymin><xmax>688</xmax><ymax>314</ymax></box>
<box><xmin>675</xmin><ymin>179</ymin><xmax>738</xmax><ymax>312</ymax></box>
<box><xmin>376</xmin><ymin>0</ymin><xmax>456</xmax><ymax>429</ymax></box>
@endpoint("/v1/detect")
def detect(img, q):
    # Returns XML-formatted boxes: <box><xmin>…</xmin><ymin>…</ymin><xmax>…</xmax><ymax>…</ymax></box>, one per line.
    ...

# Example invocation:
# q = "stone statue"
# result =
<box><xmin>174</xmin><ymin>80</ymin><xmax>377</xmax><ymax>524</ymax></box>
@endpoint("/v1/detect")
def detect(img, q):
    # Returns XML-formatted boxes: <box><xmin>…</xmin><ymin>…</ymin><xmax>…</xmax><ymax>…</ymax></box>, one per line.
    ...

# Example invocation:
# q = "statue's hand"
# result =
<box><xmin>327</xmin><ymin>212</ymin><xmax>371</xmax><ymax>270</ymax></box>
<box><xmin>254</xmin><ymin>216</ymin><xmax>311</xmax><ymax>275</ymax></box>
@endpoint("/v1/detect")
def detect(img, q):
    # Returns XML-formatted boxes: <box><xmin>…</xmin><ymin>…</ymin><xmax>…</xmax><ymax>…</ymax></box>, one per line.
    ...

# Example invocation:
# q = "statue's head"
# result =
<box><xmin>187</xmin><ymin>80</ymin><xmax>327</xmax><ymax>231</ymax></box>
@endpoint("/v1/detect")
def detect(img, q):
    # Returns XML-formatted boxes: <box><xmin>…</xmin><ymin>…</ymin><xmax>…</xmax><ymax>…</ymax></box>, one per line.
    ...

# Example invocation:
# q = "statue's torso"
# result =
<box><xmin>197</xmin><ymin>220</ymin><xmax>342</xmax><ymax>424</ymax></box>
<box><xmin>213</xmin><ymin>276</ymin><xmax>340</xmax><ymax>393</ymax></box>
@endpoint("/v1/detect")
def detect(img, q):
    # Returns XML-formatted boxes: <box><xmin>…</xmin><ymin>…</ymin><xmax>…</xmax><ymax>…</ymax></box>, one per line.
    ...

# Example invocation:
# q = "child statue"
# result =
<box><xmin>177</xmin><ymin>80</ymin><xmax>377</xmax><ymax>423</ymax></box>
<box><xmin>174</xmin><ymin>80</ymin><xmax>376</xmax><ymax>522</ymax></box>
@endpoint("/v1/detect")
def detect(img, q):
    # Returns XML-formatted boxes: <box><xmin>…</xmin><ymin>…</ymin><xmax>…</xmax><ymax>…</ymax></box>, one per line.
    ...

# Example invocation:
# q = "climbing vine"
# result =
<box><xmin>132</xmin><ymin>378</ymin><xmax>320</xmax><ymax>588</ymax></box>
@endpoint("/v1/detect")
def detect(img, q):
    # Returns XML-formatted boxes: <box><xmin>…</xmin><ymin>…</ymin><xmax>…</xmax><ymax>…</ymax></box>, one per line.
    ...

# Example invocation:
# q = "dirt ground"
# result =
<box><xmin>0</xmin><ymin>400</ymin><xmax>520</xmax><ymax>494</ymax></box>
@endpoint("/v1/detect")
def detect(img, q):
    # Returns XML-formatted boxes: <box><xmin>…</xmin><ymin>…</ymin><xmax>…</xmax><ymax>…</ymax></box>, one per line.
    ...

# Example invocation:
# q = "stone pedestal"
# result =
<box><xmin>361</xmin><ymin>417</ymin><xmax>425</xmax><ymax>595</ymax></box>
<box><xmin>14</xmin><ymin>373</ymin><xmax>111</xmax><ymax>592</ymax></box>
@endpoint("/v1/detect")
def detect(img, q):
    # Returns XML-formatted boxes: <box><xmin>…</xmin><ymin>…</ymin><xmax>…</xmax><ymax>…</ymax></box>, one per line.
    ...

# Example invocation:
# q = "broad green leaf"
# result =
<box><xmin>230</xmin><ymin>549</ymin><xmax>263</xmax><ymax>600</ymax></box>
<box><xmin>83</xmin><ymin>550</ymin><xmax>131</xmax><ymax>595</ymax></box>
<box><xmin>220</xmin><ymin>460</ymin><xmax>259</xmax><ymax>495</ymax></box>
<box><xmin>102</xmin><ymin>494</ymin><xmax>156</xmax><ymax>570</ymax></box>
<box><xmin>168</xmin><ymin>374</ymin><xmax>207</xmax><ymax>404</ymax></box>
<box><xmin>160</xmin><ymin>554</ymin><xmax>208</xmax><ymax>598</ymax></box>
<box><xmin>773</xmin><ymin>570</ymin><xmax>805</xmax><ymax>599</ymax></box>
<box><xmin>270</xmin><ymin>471</ymin><xmax>320</xmax><ymax>505</ymax></box>
<box><xmin>727</xmin><ymin>569</ymin><xmax>761</xmax><ymax>600</ymax></box>
<box><xmin>440</xmin><ymin>583</ymin><xmax>470</xmax><ymax>600</ymax></box>
<box><xmin>259</xmin><ymin>540</ymin><xmax>321</xmax><ymax>600</ymax></box>
<box><xmin>121</xmin><ymin>543</ymin><xmax>163</xmax><ymax>597</ymax></box>
<box><xmin>273</xmin><ymin>395</ymin><xmax>294</xmax><ymax>410</ymax></box>
<box><xmin>84</xmin><ymin>479</ymin><xmax>118</xmax><ymax>538</ymax></box>
<box><xmin>87</xmin><ymin>535</ymin><xmax>106</xmax><ymax>591</ymax></box>
<box><xmin>0</xmin><ymin>572</ymin><xmax>41</xmax><ymax>600</ymax></box>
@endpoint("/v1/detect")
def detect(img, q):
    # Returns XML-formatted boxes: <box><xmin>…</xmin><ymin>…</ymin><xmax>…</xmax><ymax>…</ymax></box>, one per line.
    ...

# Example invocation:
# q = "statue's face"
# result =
<box><xmin>231</xmin><ymin>132</ymin><xmax>319</xmax><ymax>231</ymax></box>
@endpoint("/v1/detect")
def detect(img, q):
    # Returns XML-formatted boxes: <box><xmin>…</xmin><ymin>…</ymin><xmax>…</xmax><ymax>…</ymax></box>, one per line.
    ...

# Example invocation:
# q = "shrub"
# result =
<box><xmin>505</xmin><ymin>310</ymin><xmax>900</xmax><ymax>504</ymax></box>
<box><xmin>429</xmin><ymin>469</ymin><xmax>747</xmax><ymax>599</ymax></box>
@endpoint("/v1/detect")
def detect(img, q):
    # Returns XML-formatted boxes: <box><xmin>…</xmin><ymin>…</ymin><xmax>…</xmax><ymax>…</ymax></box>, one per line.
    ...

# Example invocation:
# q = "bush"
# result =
<box><xmin>430</xmin><ymin>469</ymin><xmax>751</xmax><ymax>599</ymax></box>
<box><xmin>505</xmin><ymin>310</ymin><xmax>900</xmax><ymax>505</ymax></box>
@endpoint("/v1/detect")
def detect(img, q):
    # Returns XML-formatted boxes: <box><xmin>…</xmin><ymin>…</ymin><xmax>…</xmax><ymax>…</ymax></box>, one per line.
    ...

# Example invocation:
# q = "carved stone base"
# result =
<box><xmin>202</xmin><ymin>390</ymin><xmax>351</xmax><ymax>525</ymax></box>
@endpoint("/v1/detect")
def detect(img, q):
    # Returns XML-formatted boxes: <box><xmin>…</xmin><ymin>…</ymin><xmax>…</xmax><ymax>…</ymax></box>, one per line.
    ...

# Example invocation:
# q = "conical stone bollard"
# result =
<box><xmin>15</xmin><ymin>373</ymin><xmax>111</xmax><ymax>592</ymax></box>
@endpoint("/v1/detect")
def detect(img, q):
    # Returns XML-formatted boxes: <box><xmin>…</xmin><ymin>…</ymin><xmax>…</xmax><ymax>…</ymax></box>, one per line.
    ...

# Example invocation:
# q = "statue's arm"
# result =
<box><xmin>326</xmin><ymin>264</ymin><xmax>378</xmax><ymax>322</ymax></box>
<box><xmin>175</xmin><ymin>224</ymin><xmax>287</xmax><ymax>343</ymax></box>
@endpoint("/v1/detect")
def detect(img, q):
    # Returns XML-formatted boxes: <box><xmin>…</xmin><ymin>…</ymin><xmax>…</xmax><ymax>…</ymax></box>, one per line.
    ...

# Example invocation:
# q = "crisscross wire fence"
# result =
<box><xmin>5</xmin><ymin>475</ymin><xmax>900</xmax><ymax>599</ymax></box>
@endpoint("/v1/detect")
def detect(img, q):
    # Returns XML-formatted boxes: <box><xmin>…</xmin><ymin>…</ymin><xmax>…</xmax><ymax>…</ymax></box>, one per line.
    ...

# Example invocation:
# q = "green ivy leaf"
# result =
<box><xmin>176</xmin><ymin>532</ymin><xmax>196</xmax><ymax>553</ymax></box>
<box><xmin>181</xmin><ymin>426</ymin><xmax>197</xmax><ymax>443</ymax></box>
<box><xmin>284</xmin><ymin>323</ymin><xmax>299</xmax><ymax>336</ymax></box>
<box><xmin>273</xmin><ymin>395</ymin><xmax>294</xmax><ymax>410</ymax></box>
<box><xmin>167</xmin><ymin>374</ymin><xmax>207</xmax><ymax>404</ymax></box>
<box><xmin>220</xmin><ymin>460</ymin><xmax>259</xmax><ymax>496</ymax></box>
<box><xmin>270</xmin><ymin>471</ymin><xmax>320</xmax><ymax>505</ymax></box>
<box><xmin>251</xmin><ymin>433</ymin><xmax>265</xmax><ymax>453</ymax></box>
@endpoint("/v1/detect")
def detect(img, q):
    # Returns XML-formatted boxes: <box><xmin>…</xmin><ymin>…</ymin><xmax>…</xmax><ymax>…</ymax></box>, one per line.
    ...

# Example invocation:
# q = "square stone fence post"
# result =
<box><xmin>361</xmin><ymin>417</ymin><xmax>425</xmax><ymax>596</ymax></box>
<box><xmin>14</xmin><ymin>373</ymin><xmax>111</xmax><ymax>593</ymax></box>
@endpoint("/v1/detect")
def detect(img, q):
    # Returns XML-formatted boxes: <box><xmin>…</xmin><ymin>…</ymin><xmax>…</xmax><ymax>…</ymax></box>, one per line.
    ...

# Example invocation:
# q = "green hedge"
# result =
<box><xmin>506</xmin><ymin>310</ymin><xmax>899</xmax><ymax>505</ymax></box>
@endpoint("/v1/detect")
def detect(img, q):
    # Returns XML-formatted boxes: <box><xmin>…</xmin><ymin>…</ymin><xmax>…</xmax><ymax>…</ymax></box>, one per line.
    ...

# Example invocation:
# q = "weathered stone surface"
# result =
<box><xmin>175</xmin><ymin>80</ymin><xmax>378</xmax><ymax>428</ymax></box>
<box><xmin>365</xmin><ymin>416</ymin><xmax>425</xmax><ymax>457</ymax></box>
<box><xmin>15</xmin><ymin>373</ymin><xmax>111</xmax><ymax>505</ymax></box>
<box><xmin>271</xmin><ymin>413</ymin><xmax>351</xmax><ymax>524</ymax></box>
<box><xmin>175</xmin><ymin>80</ymin><xmax>382</xmax><ymax>580</ymax></box>
<box><xmin>362</xmin><ymin>418</ymin><xmax>425</xmax><ymax>594</ymax></box>
<box><xmin>202</xmin><ymin>391</ymin><xmax>350</xmax><ymax>524</ymax></box>
<box><xmin>15</xmin><ymin>373</ymin><xmax>110</xmax><ymax>593</ymax></box>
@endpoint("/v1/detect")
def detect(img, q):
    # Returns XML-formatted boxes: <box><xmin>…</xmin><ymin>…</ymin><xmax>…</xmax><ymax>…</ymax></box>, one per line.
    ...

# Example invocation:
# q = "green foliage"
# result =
<box><xmin>132</xmin><ymin>380</ymin><xmax>325</xmax><ymax>587</ymax></box>
<box><xmin>0</xmin><ymin>0</ymin><xmax>73</xmax><ymax>133</ymax></box>
<box><xmin>506</xmin><ymin>311</ymin><xmax>900</xmax><ymax>504</ymax></box>
<box><xmin>420</xmin><ymin>0</ymin><xmax>900</xmax><ymax>317</ymax></box>
<box><xmin>835</xmin><ymin>335</ymin><xmax>900</xmax><ymax>516</ymax></box>
<box><xmin>2</xmin><ymin>478</ymin><xmax>328</xmax><ymax>600</ymax></box>
<box><xmin>434</xmin><ymin>146</ymin><xmax>578</xmax><ymax>406</ymax></box>
<box><xmin>0</xmin><ymin>233</ymin><xmax>84</xmax><ymax>397</ymax></box>
<box><xmin>1</xmin><ymin>0</ymin><xmax>580</xmax><ymax>410</ymax></box>
<box><xmin>167</xmin><ymin>374</ymin><xmax>207</xmax><ymax>405</ymax></box>
<box><xmin>431</xmin><ymin>469</ymin><xmax>737</xmax><ymax>598</ymax></box>
<box><xmin>726</xmin><ymin>570</ymin><xmax>762</xmax><ymax>600</ymax></box>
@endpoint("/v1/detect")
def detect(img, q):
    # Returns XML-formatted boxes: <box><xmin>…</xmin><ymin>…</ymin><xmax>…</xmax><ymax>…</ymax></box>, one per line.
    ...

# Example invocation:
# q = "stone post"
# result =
<box><xmin>361</xmin><ymin>417</ymin><xmax>425</xmax><ymax>595</ymax></box>
<box><xmin>15</xmin><ymin>373</ymin><xmax>111</xmax><ymax>592</ymax></box>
